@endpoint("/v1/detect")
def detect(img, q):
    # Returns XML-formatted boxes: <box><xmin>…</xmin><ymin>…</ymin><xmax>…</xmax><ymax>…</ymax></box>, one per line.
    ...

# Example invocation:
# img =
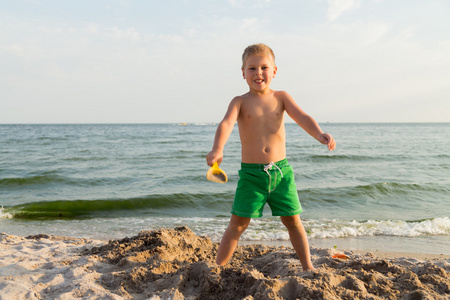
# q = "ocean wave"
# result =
<box><xmin>62</xmin><ymin>156</ymin><xmax>109</xmax><ymax>162</ymax></box>
<box><xmin>1</xmin><ymin>193</ymin><xmax>233</xmax><ymax>219</ymax></box>
<box><xmin>301</xmin><ymin>181</ymin><xmax>449</xmax><ymax>203</ymax></box>
<box><xmin>0</xmin><ymin>206</ymin><xmax>13</xmax><ymax>219</ymax></box>
<box><xmin>2</xmin><ymin>204</ymin><xmax>449</xmax><ymax>240</ymax></box>
<box><xmin>208</xmin><ymin>217</ymin><xmax>450</xmax><ymax>241</ymax></box>
<box><xmin>305</xmin><ymin>154</ymin><xmax>385</xmax><ymax>162</ymax></box>
<box><xmin>0</xmin><ymin>175</ymin><xmax>67</xmax><ymax>186</ymax></box>
<box><xmin>0</xmin><ymin>174</ymin><xmax>135</xmax><ymax>188</ymax></box>
<box><xmin>304</xmin><ymin>217</ymin><xmax>450</xmax><ymax>239</ymax></box>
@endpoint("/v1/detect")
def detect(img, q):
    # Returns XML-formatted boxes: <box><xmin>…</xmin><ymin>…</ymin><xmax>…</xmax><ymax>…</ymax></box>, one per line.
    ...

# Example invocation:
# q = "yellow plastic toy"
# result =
<box><xmin>206</xmin><ymin>162</ymin><xmax>228</xmax><ymax>183</ymax></box>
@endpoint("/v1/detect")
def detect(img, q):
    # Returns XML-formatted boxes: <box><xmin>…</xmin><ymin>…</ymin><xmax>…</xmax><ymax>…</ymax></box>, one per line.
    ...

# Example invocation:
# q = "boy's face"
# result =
<box><xmin>242</xmin><ymin>54</ymin><xmax>277</xmax><ymax>93</ymax></box>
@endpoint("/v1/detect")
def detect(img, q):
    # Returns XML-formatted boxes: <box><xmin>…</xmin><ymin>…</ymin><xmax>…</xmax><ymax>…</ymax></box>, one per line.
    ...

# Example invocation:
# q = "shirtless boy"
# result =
<box><xmin>206</xmin><ymin>44</ymin><xmax>336</xmax><ymax>270</ymax></box>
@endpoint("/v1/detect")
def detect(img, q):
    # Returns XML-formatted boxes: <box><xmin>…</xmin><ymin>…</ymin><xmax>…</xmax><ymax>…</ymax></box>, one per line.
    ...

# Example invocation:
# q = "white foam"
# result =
<box><xmin>305</xmin><ymin>217</ymin><xmax>450</xmax><ymax>239</ymax></box>
<box><xmin>2</xmin><ymin>215</ymin><xmax>448</xmax><ymax>243</ymax></box>
<box><xmin>0</xmin><ymin>206</ymin><xmax>13</xmax><ymax>219</ymax></box>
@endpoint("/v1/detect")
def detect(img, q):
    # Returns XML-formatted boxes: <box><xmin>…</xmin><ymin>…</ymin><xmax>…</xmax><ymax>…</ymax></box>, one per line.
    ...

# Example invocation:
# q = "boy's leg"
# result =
<box><xmin>216</xmin><ymin>214</ymin><xmax>251</xmax><ymax>266</ymax></box>
<box><xmin>280</xmin><ymin>214</ymin><xmax>314</xmax><ymax>270</ymax></box>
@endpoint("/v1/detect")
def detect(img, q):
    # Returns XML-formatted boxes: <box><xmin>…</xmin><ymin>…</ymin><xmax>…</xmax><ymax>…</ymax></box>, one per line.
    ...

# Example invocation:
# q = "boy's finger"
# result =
<box><xmin>328</xmin><ymin>140</ymin><xmax>336</xmax><ymax>151</ymax></box>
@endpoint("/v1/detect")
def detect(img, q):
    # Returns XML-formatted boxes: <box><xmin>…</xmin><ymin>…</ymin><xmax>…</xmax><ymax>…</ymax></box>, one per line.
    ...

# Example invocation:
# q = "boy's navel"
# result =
<box><xmin>264</xmin><ymin>147</ymin><xmax>270</xmax><ymax>153</ymax></box>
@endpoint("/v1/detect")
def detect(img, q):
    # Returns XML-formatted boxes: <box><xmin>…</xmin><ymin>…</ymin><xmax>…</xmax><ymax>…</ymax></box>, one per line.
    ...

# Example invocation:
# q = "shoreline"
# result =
<box><xmin>239</xmin><ymin>240</ymin><xmax>450</xmax><ymax>261</ymax></box>
<box><xmin>1</xmin><ymin>227</ymin><xmax>449</xmax><ymax>299</ymax></box>
<box><xmin>240</xmin><ymin>235</ymin><xmax>450</xmax><ymax>257</ymax></box>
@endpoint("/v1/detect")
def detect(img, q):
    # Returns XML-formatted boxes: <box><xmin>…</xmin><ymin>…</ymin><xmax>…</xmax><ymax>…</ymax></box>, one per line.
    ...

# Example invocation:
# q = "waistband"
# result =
<box><xmin>240</xmin><ymin>158</ymin><xmax>289</xmax><ymax>171</ymax></box>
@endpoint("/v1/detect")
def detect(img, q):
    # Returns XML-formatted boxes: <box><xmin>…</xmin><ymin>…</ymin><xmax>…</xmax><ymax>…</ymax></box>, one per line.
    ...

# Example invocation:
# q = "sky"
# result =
<box><xmin>1</xmin><ymin>0</ymin><xmax>450</xmax><ymax>124</ymax></box>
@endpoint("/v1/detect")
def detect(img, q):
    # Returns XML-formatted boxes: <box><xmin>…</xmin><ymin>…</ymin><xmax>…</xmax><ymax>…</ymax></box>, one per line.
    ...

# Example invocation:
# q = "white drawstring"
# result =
<box><xmin>264</xmin><ymin>162</ymin><xmax>283</xmax><ymax>178</ymax></box>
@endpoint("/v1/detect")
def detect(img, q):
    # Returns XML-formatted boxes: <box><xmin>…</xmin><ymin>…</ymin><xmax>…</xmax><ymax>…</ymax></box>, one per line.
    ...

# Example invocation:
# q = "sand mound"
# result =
<box><xmin>1</xmin><ymin>227</ymin><xmax>449</xmax><ymax>299</ymax></box>
<box><xmin>85</xmin><ymin>226</ymin><xmax>450</xmax><ymax>300</ymax></box>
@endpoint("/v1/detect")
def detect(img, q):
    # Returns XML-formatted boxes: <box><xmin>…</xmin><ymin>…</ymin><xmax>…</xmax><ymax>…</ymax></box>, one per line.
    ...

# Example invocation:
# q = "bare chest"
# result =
<box><xmin>239</xmin><ymin>98</ymin><xmax>284</xmax><ymax>123</ymax></box>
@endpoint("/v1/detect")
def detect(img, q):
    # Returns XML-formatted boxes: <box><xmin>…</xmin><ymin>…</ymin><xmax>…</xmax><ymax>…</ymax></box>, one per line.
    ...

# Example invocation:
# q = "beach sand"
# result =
<box><xmin>1</xmin><ymin>227</ymin><xmax>449</xmax><ymax>300</ymax></box>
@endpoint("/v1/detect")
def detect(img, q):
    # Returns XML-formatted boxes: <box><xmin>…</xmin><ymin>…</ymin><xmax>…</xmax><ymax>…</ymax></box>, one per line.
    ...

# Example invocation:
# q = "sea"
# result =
<box><xmin>1</xmin><ymin>123</ymin><xmax>449</xmax><ymax>254</ymax></box>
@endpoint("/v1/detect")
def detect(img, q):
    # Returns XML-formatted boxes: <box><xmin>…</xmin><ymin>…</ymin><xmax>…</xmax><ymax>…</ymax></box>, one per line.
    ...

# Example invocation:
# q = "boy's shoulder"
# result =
<box><xmin>229</xmin><ymin>90</ymin><xmax>292</xmax><ymax>108</ymax></box>
<box><xmin>273</xmin><ymin>90</ymin><xmax>291</xmax><ymax>98</ymax></box>
<box><xmin>274</xmin><ymin>91</ymin><xmax>296</xmax><ymax>105</ymax></box>
<box><xmin>229</xmin><ymin>92</ymin><xmax>252</xmax><ymax>105</ymax></box>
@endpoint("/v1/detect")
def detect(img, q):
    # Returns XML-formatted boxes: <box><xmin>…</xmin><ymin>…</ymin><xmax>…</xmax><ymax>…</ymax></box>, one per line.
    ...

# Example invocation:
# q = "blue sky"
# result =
<box><xmin>1</xmin><ymin>0</ymin><xmax>449</xmax><ymax>123</ymax></box>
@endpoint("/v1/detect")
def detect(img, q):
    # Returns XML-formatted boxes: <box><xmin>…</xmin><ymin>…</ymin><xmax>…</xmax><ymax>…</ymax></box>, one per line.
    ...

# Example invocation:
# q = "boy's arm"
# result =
<box><xmin>206</xmin><ymin>97</ymin><xmax>241</xmax><ymax>166</ymax></box>
<box><xmin>282</xmin><ymin>92</ymin><xmax>336</xmax><ymax>151</ymax></box>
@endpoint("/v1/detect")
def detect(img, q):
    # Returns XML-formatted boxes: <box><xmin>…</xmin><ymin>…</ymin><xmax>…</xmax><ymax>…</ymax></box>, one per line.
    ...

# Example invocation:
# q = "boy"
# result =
<box><xmin>206</xmin><ymin>44</ymin><xmax>335</xmax><ymax>270</ymax></box>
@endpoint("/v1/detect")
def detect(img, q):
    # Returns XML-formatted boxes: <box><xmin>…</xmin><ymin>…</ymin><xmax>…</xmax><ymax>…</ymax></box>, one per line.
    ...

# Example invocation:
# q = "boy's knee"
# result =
<box><xmin>229</xmin><ymin>222</ymin><xmax>249</xmax><ymax>233</ymax></box>
<box><xmin>227</xmin><ymin>216</ymin><xmax>251</xmax><ymax>234</ymax></box>
<box><xmin>281</xmin><ymin>215</ymin><xmax>302</xmax><ymax>230</ymax></box>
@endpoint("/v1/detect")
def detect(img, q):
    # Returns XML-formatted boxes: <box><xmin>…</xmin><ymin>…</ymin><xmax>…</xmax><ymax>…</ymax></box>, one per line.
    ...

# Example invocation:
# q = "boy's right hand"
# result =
<box><xmin>206</xmin><ymin>150</ymin><xmax>223</xmax><ymax>167</ymax></box>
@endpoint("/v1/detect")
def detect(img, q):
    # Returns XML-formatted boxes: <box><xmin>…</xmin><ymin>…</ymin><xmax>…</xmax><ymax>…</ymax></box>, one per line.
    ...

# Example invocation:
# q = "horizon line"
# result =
<box><xmin>1</xmin><ymin>121</ymin><xmax>449</xmax><ymax>125</ymax></box>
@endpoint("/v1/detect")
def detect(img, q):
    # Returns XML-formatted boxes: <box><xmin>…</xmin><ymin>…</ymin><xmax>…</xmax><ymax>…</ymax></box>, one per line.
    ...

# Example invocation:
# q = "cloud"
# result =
<box><xmin>327</xmin><ymin>0</ymin><xmax>361</xmax><ymax>22</ymax></box>
<box><xmin>228</xmin><ymin>0</ymin><xmax>271</xmax><ymax>8</ymax></box>
<box><xmin>106</xmin><ymin>27</ymin><xmax>141</xmax><ymax>43</ymax></box>
<box><xmin>239</xmin><ymin>18</ymin><xmax>258</xmax><ymax>32</ymax></box>
<box><xmin>1</xmin><ymin>1</ymin><xmax>449</xmax><ymax>123</ymax></box>
<box><xmin>325</xmin><ymin>21</ymin><xmax>391</xmax><ymax>46</ymax></box>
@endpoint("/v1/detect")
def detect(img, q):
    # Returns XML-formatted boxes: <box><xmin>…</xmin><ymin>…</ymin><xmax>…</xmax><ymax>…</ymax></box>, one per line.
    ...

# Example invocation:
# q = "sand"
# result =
<box><xmin>1</xmin><ymin>227</ymin><xmax>449</xmax><ymax>300</ymax></box>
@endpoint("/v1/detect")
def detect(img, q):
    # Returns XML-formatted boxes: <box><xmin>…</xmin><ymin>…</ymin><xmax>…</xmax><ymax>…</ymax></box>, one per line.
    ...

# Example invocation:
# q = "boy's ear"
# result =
<box><xmin>242</xmin><ymin>68</ymin><xmax>245</xmax><ymax>79</ymax></box>
<box><xmin>273</xmin><ymin>66</ymin><xmax>277</xmax><ymax>78</ymax></box>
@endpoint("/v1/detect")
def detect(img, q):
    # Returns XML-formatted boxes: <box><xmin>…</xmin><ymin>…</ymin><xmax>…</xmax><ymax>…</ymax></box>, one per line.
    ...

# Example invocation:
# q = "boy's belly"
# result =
<box><xmin>241</xmin><ymin>144</ymin><xmax>286</xmax><ymax>164</ymax></box>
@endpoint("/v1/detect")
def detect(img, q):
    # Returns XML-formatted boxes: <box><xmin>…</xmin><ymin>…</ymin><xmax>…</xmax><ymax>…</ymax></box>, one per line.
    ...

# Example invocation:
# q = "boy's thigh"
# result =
<box><xmin>232</xmin><ymin>188</ymin><xmax>267</xmax><ymax>218</ymax></box>
<box><xmin>231</xmin><ymin>170</ymin><xmax>268</xmax><ymax>218</ymax></box>
<box><xmin>268</xmin><ymin>168</ymin><xmax>303</xmax><ymax>216</ymax></box>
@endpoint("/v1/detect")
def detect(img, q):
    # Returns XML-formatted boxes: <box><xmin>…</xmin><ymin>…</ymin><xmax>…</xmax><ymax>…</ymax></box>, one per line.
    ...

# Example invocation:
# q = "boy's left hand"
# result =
<box><xmin>318</xmin><ymin>133</ymin><xmax>336</xmax><ymax>151</ymax></box>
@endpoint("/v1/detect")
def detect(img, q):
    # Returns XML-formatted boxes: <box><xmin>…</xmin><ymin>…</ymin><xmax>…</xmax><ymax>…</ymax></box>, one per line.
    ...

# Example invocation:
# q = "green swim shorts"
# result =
<box><xmin>231</xmin><ymin>158</ymin><xmax>303</xmax><ymax>218</ymax></box>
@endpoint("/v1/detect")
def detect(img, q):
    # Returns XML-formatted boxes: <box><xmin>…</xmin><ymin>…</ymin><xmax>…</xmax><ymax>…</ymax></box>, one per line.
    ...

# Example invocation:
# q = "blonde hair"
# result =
<box><xmin>242</xmin><ymin>43</ymin><xmax>276</xmax><ymax>68</ymax></box>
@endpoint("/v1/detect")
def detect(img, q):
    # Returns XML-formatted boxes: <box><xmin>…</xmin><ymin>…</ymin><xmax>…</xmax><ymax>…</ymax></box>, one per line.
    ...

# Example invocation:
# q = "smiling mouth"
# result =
<box><xmin>255</xmin><ymin>80</ymin><xmax>264</xmax><ymax>84</ymax></box>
